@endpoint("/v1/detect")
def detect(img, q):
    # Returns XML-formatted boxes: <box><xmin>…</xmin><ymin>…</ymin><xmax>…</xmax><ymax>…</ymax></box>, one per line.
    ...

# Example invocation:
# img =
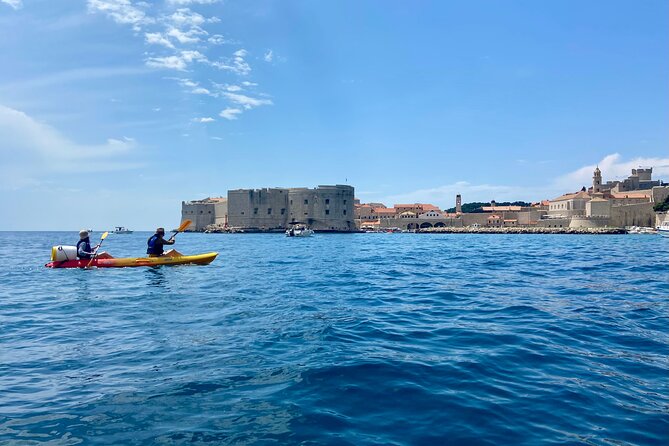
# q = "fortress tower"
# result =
<box><xmin>593</xmin><ymin>166</ymin><xmax>602</xmax><ymax>194</ymax></box>
<box><xmin>456</xmin><ymin>194</ymin><xmax>462</xmax><ymax>214</ymax></box>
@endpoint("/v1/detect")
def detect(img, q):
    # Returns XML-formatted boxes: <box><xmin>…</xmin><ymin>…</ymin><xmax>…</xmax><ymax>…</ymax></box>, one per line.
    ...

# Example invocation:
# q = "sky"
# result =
<box><xmin>0</xmin><ymin>0</ymin><xmax>667</xmax><ymax>230</ymax></box>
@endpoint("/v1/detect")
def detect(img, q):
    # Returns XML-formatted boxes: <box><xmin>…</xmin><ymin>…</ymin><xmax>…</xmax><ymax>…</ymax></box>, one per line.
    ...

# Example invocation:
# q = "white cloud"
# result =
<box><xmin>210</xmin><ymin>136</ymin><xmax>223</xmax><ymax>140</ymax></box>
<box><xmin>146</xmin><ymin>50</ymin><xmax>206</xmax><ymax>70</ymax></box>
<box><xmin>193</xmin><ymin>117</ymin><xmax>215</xmax><ymax>123</ymax></box>
<box><xmin>145</xmin><ymin>32</ymin><xmax>174</xmax><ymax>48</ymax></box>
<box><xmin>167</xmin><ymin>77</ymin><xmax>196</xmax><ymax>88</ymax></box>
<box><xmin>191</xmin><ymin>87</ymin><xmax>211</xmax><ymax>95</ymax></box>
<box><xmin>241</xmin><ymin>81</ymin><xmax>257</xmax><ymax>87</ymax></box>
<box><xmin>168</xmin><ymin>8</ymin><xmax>206</xmax><ymax>27</ymax></box>
<box><xmin>211</xmin><ymin>49</ymin><xmax>251</xmax><ymax>75</ymax></box>
<box><xmin>1</xmin><ymin>0</ymin><xmax>22</xmax><ymax>10</ymax></box>
<box><xmin>166</xmin><ymin>26</ymin><xmax>204</xmax><ymax>44</ymax></box>
<box><xmin>219</xmin><ymin>108</ymin><xmax>242</xmax><ymax>120</ymax></box>
<box><xmin>223</xmin><ymin>92</ymin><xmax>272</xmax><ymax>109</ymax></box>
<box><xmin>263</xmin><ymin>49</ymin><xmax>273</xmax><ymax>62</ymax></box>
<box><xmin>146</xmin><ymin>55</ymin><xmax>188</xmax><ymax>70</ymax></box>
<box><xmin>208</xmin><ymin>34</ymin><xmax>228</xmax><ymax>45</ymax></box>
<box><xmin>167</xmin><ymin>0</ymin><xmax>220</xmax><ymax>4</ymax></box>
<box><xmin>0</xmin><ymin>104</ymin><xmax>139</xmax><ymax>187</ymax></box>
<box><xmin>553</xmin><ymin>153</ymin><xmax>669</xmax><ymax>192</ymax></box>
<box><xmin>87</xmin><ymin>0</ymin><xmax>152</xmax><ymax>31</ymax></box>
<box><xmin>376</xmin><ymin>153</ymin><xmax>669</xmax><ymax>208</ymax></box>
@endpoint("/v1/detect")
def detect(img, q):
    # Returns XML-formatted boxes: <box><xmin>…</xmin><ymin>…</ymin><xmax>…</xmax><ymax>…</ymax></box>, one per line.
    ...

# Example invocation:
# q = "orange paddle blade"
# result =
<box><xmin>177</xmin><ymin>220</ymin><xmax>192</xmax><ymax>232</ymax></box>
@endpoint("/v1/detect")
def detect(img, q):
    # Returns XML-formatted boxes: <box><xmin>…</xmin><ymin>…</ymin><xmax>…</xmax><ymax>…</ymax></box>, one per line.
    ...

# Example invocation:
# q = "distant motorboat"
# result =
<box><xmin>113</xmin><ymin>226</ymin><xmax>133</xmax><ymax>234</ymax></box>
<box><xmin>627</xmin><ymin>226</ymin><xmax>657</xmax><ymax>235</ymax></box>
<box><xmin>286</xmin><ymin>223</ymin><xmax>314</xmax><ymax>237</ymax></box>
<box><xmin>657</xmin><ymin>222</ymin><xmax>669</xmax><ymax>234</ymax></box>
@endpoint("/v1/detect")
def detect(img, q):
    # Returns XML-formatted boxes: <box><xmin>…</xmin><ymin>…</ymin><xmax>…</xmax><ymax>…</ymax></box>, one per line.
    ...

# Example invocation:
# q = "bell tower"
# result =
<box><xmin>593</xmin><ymin>166</ymin><xmax>602</xmax><ymax>193</ymax></box>
<box><xmin>456</xmin><ymin>194</ymin><xmax>462</xmax><ymax>214</ymax></box>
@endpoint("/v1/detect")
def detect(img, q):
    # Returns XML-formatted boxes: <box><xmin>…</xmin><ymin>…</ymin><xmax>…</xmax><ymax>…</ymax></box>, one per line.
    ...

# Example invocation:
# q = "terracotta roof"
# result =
<box><xmin>610</xmin><ymin>192</ymin><xmax>650</xmax><ymax>200</ymax></box>
<box><xmin>374</xmin><ymin>208</ymin><xmax>396</xmax><ymax>214</ymax></box>
<box><xmin>421</xmin><ymin>204</ymin><xmax>441</xmax><ymax>212</ymax></box>
<box><xmin>551</xmin><ymin>191</ymin><xmax>591</xmax><ymax>202</ymax></box>
<box><xmin>589</xmin><ymin>197</ymin><xmax>609</xmax><ymax>202</ymax></box>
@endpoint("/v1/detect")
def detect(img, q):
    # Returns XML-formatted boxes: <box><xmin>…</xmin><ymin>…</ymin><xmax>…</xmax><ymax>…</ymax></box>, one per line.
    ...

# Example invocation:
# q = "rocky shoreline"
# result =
<box><xmin>418</xmin><ymin>227</ymin><xmax>626</xmax><ymax>235</ymax></box>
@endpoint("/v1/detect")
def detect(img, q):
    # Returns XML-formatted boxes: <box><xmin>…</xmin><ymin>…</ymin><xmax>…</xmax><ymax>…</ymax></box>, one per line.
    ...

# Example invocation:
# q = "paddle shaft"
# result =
<box><xmin>86</xmin><ymin>232</ymin><xmax>108</xmax><ymax>268</ymax></box>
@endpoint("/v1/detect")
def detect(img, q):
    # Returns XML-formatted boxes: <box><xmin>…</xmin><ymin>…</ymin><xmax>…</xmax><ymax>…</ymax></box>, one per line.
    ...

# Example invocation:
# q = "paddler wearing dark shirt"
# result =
<box><xmin>146</xmin><ymin>227</ymin><xmax>175</xmax><ymax>257</ymax></box>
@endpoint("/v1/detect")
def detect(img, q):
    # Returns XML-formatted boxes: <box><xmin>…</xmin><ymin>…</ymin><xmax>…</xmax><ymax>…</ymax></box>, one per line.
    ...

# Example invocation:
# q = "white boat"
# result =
<box><xmin>286</xmin><ymin>224</ymin><xmax>314</xmax><ymax>237</ymax></box>
<box><xmin>657</xmin><ymin>221</ymin><xmax>669</xmax><ymax>234</ymax></box>
<box><xmin>627</xmin><ymin>226</ymin><xmax>657</xmax><ymax>234</ymax></box>
<box><xmin>113</xmin><ymin>226</ymin><xmax>133</xmax><ymax>234</ymax></box>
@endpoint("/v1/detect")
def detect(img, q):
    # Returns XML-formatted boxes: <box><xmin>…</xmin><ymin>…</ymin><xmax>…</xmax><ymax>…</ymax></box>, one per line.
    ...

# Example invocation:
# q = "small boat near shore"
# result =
<box><xmin>657</xmin><ymin>222</ymin><xmax>669</xmax><ymax>234</ymax></box>
<box><xmin>286</xmin><ymin>223</ymin><xmax>314</xmax><ymax>237</ymax></box>
<box><xmin>113</xmin><ymin>226</ymin><xmax>133</xmax><ymax>234</ymax></box>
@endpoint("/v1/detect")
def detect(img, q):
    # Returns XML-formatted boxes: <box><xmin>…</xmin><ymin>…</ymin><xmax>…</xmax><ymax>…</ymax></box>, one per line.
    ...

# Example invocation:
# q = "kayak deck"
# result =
<box><xmin>45</xmin><ymin>252</ymin><xmax>218</xmax><ymax>268</ymax></box>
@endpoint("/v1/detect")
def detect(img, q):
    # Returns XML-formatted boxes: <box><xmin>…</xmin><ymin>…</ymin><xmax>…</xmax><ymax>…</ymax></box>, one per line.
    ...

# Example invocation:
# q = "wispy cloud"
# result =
<box><xmin>89</xmin><ymin>1</ymin><xmax>275</xmax><ymax>122</ymax></box>
<box><xmin>553</xmin><ymin>153</ymin><xmax>669</xmax><ymax>191</ymax></box>
<box><xmin>0</xmin><ymin>104</ymin><xmax>141</xmax><ymax>189</ymax></box>
<box><xmin>193</xmin><ymin>117</ymin><xmax>215</xmax><ymax>123</ymax></box>
<box><xmin>219</xmin><ymin>108</ymin><xmax>242</xmax><ymax>120</ymax></box>
<box><xmin>211</xmin><ymin>49</ymin><xmax>252</xmax><ymax>75</ymax></box>
<box><xmin>376</xmin><ymin>153</ymin><xmax>669</xmax><ymax>208</ymax></box>
<box><xmin>146</xmin><ymin>50</ymin><xmax>206</xmax><ymax>71</ymax></box>
<box><xmin>87</xmin><ymin>0</ymin><xmax>151</xmax><ymax>31</ymax></box>
<box><xmin>263</xmin><ymin>49</ymin><xmax>273</xmax><ymax>62</ymax></box>
<box><xmin>223</xmin><ymin>92</ymin><xmax>272</xmax><ymax>109</ymax></box>
<box><xmin>1</xmin><ymin>0</ymin><xmax>22</xmax><ymax>10</ymax></box>
<box><xmin>167</xmin><ymin>0</ymin><xmax>220</xmax><ymax>4</ymax></box>
<box><xmin>145</xmin><ymin>31</ymin><xmax>175</xmax><ymax>49</ymax></box>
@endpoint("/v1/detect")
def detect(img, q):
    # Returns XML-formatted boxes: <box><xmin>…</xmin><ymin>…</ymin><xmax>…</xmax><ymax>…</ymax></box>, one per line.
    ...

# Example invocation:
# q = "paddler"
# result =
<box><xmin>147</xmin><ymin>227</ymin><xmax>180</xmax><ymax>257</ymax></box>
<box><xmin>76</xmin><ymin>230</ymin><xmax>95</xmax><ymax>260</ymax></box>
<box><xmin>77</xmin><ymin>230</ymin><xmax>112</xmax><ymax>260</ymax></box>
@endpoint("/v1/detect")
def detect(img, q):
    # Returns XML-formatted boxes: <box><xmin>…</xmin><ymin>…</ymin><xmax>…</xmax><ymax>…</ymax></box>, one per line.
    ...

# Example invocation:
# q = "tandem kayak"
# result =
<box><xmin>45</xmin><ymin>252</ymin><xmax>218</xmax><ymax>268</ymax></box>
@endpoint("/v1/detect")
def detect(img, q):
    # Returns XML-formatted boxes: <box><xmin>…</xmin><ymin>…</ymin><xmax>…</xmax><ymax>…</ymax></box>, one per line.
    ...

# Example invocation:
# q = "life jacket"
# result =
<box><xmin>77</xmin><ymin>237</ymin><xmax>92</xmax><ymax>259</ymax></box>
<box><xmin>147</xmin><ymin>234</ymin><xmax>163</xmax><ymax>255</ymax></box>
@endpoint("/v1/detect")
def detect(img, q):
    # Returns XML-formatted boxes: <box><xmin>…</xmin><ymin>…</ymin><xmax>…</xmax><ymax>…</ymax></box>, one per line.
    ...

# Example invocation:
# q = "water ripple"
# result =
<box><xmin>0</xmin><ymin>232</ymin><xmax>668</xmax><ymax>445</ymax></box>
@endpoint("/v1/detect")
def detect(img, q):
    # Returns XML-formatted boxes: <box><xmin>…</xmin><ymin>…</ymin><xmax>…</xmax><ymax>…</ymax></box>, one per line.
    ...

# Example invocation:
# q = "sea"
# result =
<box><xmin>0</xmin><ymin>231</ymin><xmax>667</xmax><ymax>445</ymax></box>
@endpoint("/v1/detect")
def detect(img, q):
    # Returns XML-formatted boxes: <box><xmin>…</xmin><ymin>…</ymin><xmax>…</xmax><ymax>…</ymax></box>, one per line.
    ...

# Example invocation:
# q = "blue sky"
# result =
<box><xmin>1</xmin><ymin>0</ymin><xmax>667</xmax><ymax>230</ymax></box>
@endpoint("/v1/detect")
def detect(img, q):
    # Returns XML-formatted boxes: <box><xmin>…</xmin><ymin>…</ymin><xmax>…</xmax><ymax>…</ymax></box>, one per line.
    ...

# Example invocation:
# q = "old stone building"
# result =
<box><xmin>181</xmin><ymin>197</ymin><xmax>228</xmax><ymax>231</ymax></box>
<box><xmin>227</xmin><ymin>185</ymin><xmax>355</xmax><ymax>232</ymax></box>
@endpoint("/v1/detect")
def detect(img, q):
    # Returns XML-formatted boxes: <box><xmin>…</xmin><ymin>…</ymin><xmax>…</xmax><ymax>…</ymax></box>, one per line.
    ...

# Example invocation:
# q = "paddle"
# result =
<box><xmin>86</xmin><ymin>231</ymin><xmax>109</xmax><ymax>268</ymax></box>
<box><xmin>168</xmin><ymin>219</ymin><xmax>192</xmax><ymax>242</ymax></box>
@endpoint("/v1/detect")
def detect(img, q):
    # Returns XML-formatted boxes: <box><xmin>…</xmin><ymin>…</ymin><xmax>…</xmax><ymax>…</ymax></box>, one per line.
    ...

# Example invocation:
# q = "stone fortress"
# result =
<box><xmin>354</xmin><ymin>167</ymin><xmax>668</xmax><ymax>231</ymax></box>
<box><xmin>182</xmin><ymin>185</ymin><xmax>355</xmax><ymax>232</ymax></box>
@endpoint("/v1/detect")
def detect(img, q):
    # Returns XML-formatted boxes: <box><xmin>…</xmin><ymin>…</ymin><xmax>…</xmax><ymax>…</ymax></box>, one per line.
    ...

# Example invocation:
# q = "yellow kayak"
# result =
<box><xmin>46</xmin><ymin>252</ymin><xmax>218</xmax><ymax>268</ymax></box>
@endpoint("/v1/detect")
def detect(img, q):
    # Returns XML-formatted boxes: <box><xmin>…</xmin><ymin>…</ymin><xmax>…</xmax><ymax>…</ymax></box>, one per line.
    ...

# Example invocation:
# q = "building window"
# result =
<box><xmin>325</xmin><ymin>210</ymin><xmax>330</xmax><ymax>215</ymax></box>
<box><xmin>304</xmin><ymin>212</ymin><xmax>308</xmax><ymax>215</ymax></box>
<box><xmin>343</xmin><ymin>210</ymin><xmax>347</xmax><ymax>215</ymax></box>
<box><xmin>325</xmin><ymin>199</ymin><xmax>330</xmax><ymax>204</ymax></box>
<box><xmin>208</xmin><ymin>211</ymin><xmax>211</xmax><ymax>214</ymax></box>
<box><xmin>304</xmin><ymin>199</ymin><xmax>308</xmax><ymax>205</ymax></box>
<box><xmin>267</xmin><ymin>208</ymin><xmax>272</xmax><ymax>215</ymax></box>
<box><xmin>290</xmin><ymin>200</ymin><xmax>293</xmax><ymax>205</ymax></box>
<box><xmin>254</xmin><ymin>208</ymin><xmax>258</xmax><ymax>215</ymax></box>
<box><xmin>281</xmin><ymin>208</ymin><xmax>286</xmax><ymax>215</ymax></box>
<box><xmin>343</xmin><ymin>200</ymin><xmax>347</xmax><ymax>204</ymax></box>
<box><xmin>241</xmin><ymin>211</ymin><xmax>245</xmax><ymax>215</ymax></box>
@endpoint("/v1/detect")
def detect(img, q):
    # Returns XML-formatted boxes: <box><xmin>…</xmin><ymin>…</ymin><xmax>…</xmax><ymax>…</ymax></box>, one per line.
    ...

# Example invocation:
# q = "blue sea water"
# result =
<box><xmin>0</xmin><ymin>231</ymin><xmax>668</xmax><ymax>445</ymax></box>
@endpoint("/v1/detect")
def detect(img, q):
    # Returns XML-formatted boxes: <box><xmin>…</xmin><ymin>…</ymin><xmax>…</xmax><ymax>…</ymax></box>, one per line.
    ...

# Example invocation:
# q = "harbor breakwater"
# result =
<box><xmin>419</xmin><ymin>226</ymin><xmax>626</xmax><ymax>234</ymax></box>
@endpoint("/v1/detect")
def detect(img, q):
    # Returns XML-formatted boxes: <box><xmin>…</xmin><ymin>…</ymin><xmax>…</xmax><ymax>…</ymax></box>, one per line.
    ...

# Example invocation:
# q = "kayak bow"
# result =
<box><xmin>45</xmin><ymin>252</ymin><xmax>218</xmax><ymax>268</ymax></box>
